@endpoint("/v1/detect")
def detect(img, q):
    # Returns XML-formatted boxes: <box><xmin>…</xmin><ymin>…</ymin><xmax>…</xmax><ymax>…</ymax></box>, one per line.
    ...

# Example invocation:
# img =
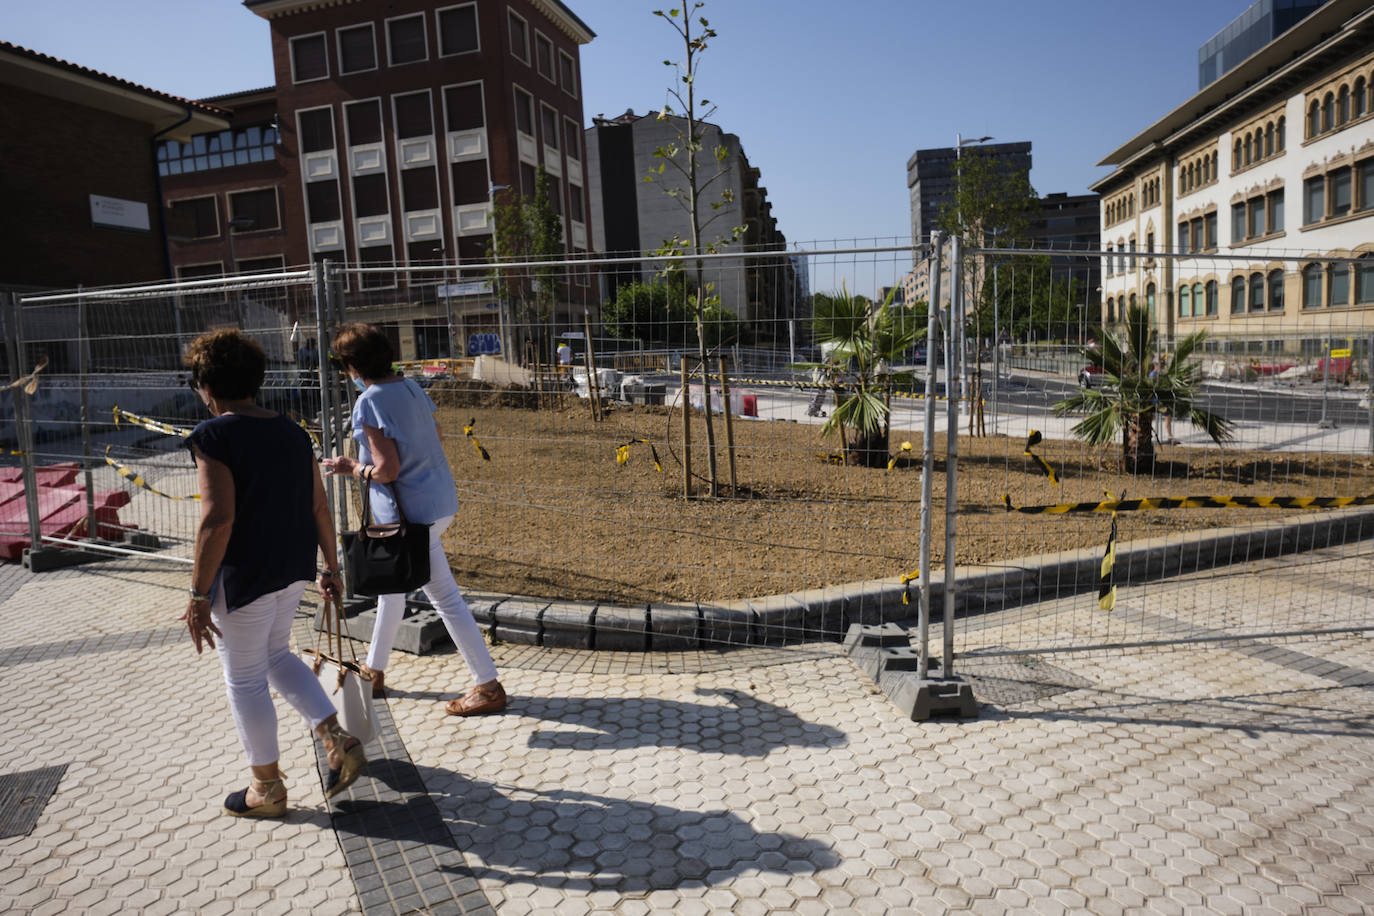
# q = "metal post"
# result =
<box><xmin>1318</xmin><ymin>335</ymin><xmax>1335</xmax><ymax>430</ymax></box>
<box><xmin>991</xmin><ymin>250</ymin><xmax>1000</xmax><ymax>436</ymax></box>
<box><xmin>944</xmin><ymin>235</ymin><xmax>963</xmax><ymax>678</ymax></box>
<box><xmin>78</xmin><ymin>291</ymin><xmax>96</xmax><ymax>542</ymax></box>
<box><xmin>918</xmin><ymin>233</ymin><xmax>943</xmax><ymax>681</ymax></box>
<box><xmin>788</xmin><ymin>319</ymin><xmax>796</xmax><ymax>368</ymax></box>
<box><xmin>3</xmin><ymin>293</ymin><xmax>45</xmax><ymax>562</ymax></box>
<box><xmin>314</xmin><ymin>261</ymin><xmax>345</xmax><ymax>591</ymax></box>
<box><xmin>1367</xmin><ymin>333</ymin><xmax>1373</xmax><ymax>455</ymax></box>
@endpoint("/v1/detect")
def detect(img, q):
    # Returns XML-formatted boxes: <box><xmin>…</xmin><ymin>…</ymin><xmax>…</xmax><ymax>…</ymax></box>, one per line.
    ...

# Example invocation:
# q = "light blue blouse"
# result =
<box><xmin>351</xmin><ymin>378</ymin><xmax>459</xmax><ymax>525</ymax></box>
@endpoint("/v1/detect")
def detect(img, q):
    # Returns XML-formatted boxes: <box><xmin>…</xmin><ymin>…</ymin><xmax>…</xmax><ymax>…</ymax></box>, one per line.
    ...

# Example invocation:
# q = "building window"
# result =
<box><xmin>401</xmin><ymin>168</ymin><xmax>439</xmax><ymax>211</ymax></box>
<box><xmin>1360</xmin><ymin>158</ymin><xmax>1374</xmax><ymax>212</ymax></box>
<box><xmin>520</xmin><ymin>162</ymin><xmax>537</xmax><ymax>197</ymax></box>
<box><xmin>1179</xmin><ymin>284</ymin><xmax>1191</xmax><ymax>318</ymax></box>
<box><xmin>1268</xmin><ymin>269</ymin><xmax>1284</xmax><ymax>311</ymax></box>
<box><xmin>1231</xmin><ymin>276</ymin><xmax>1246</xmax><ymax>314</ymax></box>
<box><xmin>291</xmin><ymin>33</ymin><xmax>328</xmax><ymax>82</ymax></box>
<box><xmin>237</xmin><ymin>256</ymin><xmax>285</xmax><ymax>274</ymax></box>
<box><xmin>1356</xmin><ymin>78</ymin><xmax>1368</xmax><ymax>119</ymax></box>
<box><xmin>1190</xmin><ymin>217</ymin><xmax>1203</xmax><ymax>252</ymax></box>
<box><xmin>540</xmin><ymin>104</ymin><xmax>559</xmax><ymax>152</ymax></box>
<box><xmin>157</xmin><ymin>125</ymin><xmax>277</xmax><ymax>176</ymax></box>
<box><xmin>344</xmin><ymin>99</ymin><xmax>383</xmax><ymax>146</ymax></box>
<box><xmin>457</xmin><ymin>234</ymin><xmax>490</xmax><ymax>262</ymax></box>
<box><xmin>358</xmin><ymin>244</ymin><xmax>396</xmax><ymax>289</ymax></box>
<box><xmin>451</xmin><ymin>159</ymin><xmax>489</xmax><ymax>205</ymax></box>
<box><xmin>514</xmin><ymin>87</ymin><xmax>534</xmax><ymax>136</ymax></box>
<box><xmin>1248</xmin><ymin>273</ymin><xmax>1265</xmax><ymax>313</ymax></box>
<box><xmin>547</xmin><ymin>175</ymin><xmax>562</xmax><ymax>218</ymax></box>
<box><xmin>1338</xmin><ymin>86</ymin><xmax>1350</xmax><ymax>125</ymax></box>
<box><xmin>228</xmin><ymin>188</ymin><xmax>279</xmax><ymax>231</ymax></box>
<box><xmin>508</xmin><ymin>11</ymin><xmax>529</xmax><ymax>63</ymax></box>
<box><xmin>387</xmin><ymin>14</ymin><xmax>427</xmax><ymax>65</ymax></box>
<box><xmin>1332</xmin><ymin>167</ymin><xmax>1352</xmax><ymax>217</ymax></box>
<box><xmin>1302</xmin><ymin>264</ymin><xmax>1322</xmax><ymax>308</ymax></box>
<box><xmin>569</xmin><ymin>182</ymin><xmax>584</xmax><ymax>223</ymax></box>
<box><xmin>564</xmin><ymin>118</ymin><xmax>581</xmax><ymax>163</ymax></box>
<box><xmin>1356</xmin><ymin>255</ymin><xmax>1374</xmax><ymax>305</ymax></box>
<box><xmin>1106</xmin><ymin>297</ymin><xmax>1115</xmax><ymax>323</ymax></box>
<box><xmin>1304</xmin><ymin>177</ymin><xmax>1325</xmax><ymax>224</ymax></box>
<box><xmin>1177</xmin><ymin>221</ymin><xmax>1190</xmax><ymax>254</ymax></box>
<box><xmin>1307</xmin><ymin>101</ymin><xmax>1320</xmax><ymax>138</ymax></box>
<box><xmin>169</xmin><ymin>197</ymin><xmax>219</xmax><ymax>239</ymax></box>
<box><xmin>1264</xmin><ymin>124</ymin><xmax>1274</xmax><ymax>157</ymax></box>
<box><xmin>353</xmin><ymin>173</ymin><xmax>389</xmax><ymax>218</ymax></box>
<box><xmin>1146</xmin><ymin>284</ymin><xmax>1155</xmax><ymax>322</ymax></box>
<box><xmin>1323</xmin><ymin>93</ymin><xmax>1334</xmax><ymax>132</ymax></box>
<box><xmin>394</xmin><ymin>92</ymin><xmax>433</xmax><ymax>139</ymax></box>
<box><xmin>305</xmin><ymin>180</ymin><xmax>341</xmax><ymax>224</ymax></box>
<box><xmin>1205</xmin><ymin>279</ymin><xmax>1218</xmax><ymax>316</ymax></box>
<box><xmin>298</xmin><ymin>108</ymin><xmax>334</xmax><ymax>154</ymax></box>
<box><xmin>1269</xmin><ymin>189</ymin><xmax>1284</xmax><ymax>233</ymax></box>
<box><xmin>1276</xmin><ymin>116</ymin><xmax>1286</xmax><ymax>150</ymax></box>
<box><xmin>338</xmin><ymin>24</ymin><xmax>376</xmax><ymax>74</ymax></box>
<box><xmin>1104</xmin><ymin>245</ymin><xmax>1112</xmax><ymax>277</ymax></box>
<box><xmin>1248</xmin><ymin>196</ymin><xmax>1265</xmax><ymax>239</ymax></box>
<box><xmin>1330</xmin><ymin>263</ymin><xmax>1349</xmax><ymax>307</ymax></box>
<box><xmin>1233</xmin><ymin>139</ymin><xmax>1242</xmax><ymax>170</ymax></box>
<box><xmin>444</xmin><ymin>82</ymin><xmax>484</xmax><ymax>132</ymax></box>
<box><xmin>535</xmin><ymin>32</ymin><xmax>555</xmax><ymax>81</ymax></box>
<box><xmin>438</xmin><ymin>4</ymin><xmax>479</xmax><ymax>56</ymax></box>
<box><xmin>1204</xmin><ymin>212</ymin><xmax>1217</xmax><ymax>249</ymax></box>
<box><xmin>559</xmin><ymin>50</ymin><xmax>577</xmax><ymax>97</ymax></box>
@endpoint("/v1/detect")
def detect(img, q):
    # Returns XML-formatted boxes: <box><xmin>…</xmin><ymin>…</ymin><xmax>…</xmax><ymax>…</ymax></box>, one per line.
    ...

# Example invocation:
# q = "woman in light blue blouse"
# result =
<box><xmin>322</xmin><ymin>323</ymin><xmax>506</xmax><ymax>717</ymax></box>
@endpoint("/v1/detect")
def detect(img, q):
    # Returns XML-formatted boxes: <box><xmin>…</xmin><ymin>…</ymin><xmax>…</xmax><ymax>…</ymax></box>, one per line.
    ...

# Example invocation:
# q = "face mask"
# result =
<box><xmin>352</xmin><ymin>377</ymin><xmax>367</xmax><ymax>392</ymax></box>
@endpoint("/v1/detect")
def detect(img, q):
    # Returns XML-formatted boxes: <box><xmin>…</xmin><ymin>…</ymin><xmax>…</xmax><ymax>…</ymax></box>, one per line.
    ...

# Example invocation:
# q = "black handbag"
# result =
<box><xmin>342</xmin><ymin>478</ymin><xmax>430</xmax><ymax>596</ymax></box>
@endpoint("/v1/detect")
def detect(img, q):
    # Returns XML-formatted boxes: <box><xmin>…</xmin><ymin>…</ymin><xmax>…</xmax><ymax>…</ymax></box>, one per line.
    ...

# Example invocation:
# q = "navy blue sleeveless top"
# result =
<box><xmin>186</xmin><ymin>413</ymin><xmax>318</xmax><ymax>611</ymax></box>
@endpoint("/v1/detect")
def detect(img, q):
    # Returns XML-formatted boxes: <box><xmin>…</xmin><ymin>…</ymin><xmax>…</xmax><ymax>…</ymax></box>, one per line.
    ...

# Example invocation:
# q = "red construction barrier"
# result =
<box><xmin>0</xmin><ymin>467</ymin><xmax>135</xmax><ymax>561</ymax></box>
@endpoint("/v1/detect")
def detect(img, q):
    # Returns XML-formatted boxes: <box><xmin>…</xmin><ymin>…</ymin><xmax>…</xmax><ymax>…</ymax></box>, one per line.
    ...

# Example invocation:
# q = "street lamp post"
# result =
<box><xmin>954</xmin><ymin>133</ymin><xmax>992</xmax><ymax>404</ymax></box>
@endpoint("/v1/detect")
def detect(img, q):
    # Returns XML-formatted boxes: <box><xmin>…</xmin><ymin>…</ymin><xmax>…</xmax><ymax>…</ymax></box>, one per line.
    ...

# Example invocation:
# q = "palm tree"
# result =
<box><xmin>813</xmin><ymin>285</ymin><xmax>922</xmax><ymax>467</ymax></box>
<box><xmin>1053</xmin><ymin>304</ymin><xmax>1233</xmax><ymax>473</ymax></box>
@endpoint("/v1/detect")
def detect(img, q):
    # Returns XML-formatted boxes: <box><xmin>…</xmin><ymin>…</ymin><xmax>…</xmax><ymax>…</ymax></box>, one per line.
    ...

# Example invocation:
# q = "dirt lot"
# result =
<box><xmin>426</xmin><ymin>385</ymin><xmax>1374</xmax><ymax>605</ymax></box>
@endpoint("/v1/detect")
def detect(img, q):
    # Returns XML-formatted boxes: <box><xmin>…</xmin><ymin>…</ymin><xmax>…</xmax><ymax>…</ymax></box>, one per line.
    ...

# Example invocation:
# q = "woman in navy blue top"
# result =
<box><xmin>322</xmin><ymin>323</ymin><xmax>506</xmax><ymax>717</ymax></box>
<box><xmin>182</xmin><ymin>329</ymin><xmax>366</xmax><ymax>818</ymax></box>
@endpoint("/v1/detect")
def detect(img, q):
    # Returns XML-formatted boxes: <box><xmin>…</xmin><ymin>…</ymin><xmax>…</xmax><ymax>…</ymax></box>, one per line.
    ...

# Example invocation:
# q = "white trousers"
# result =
<box><xmin>211</xmin><ymin>580</ymin><xmax>337</xmax><ymax>766</ymax></box>
<box><xmin>365</xmin><ymin>514</ymin><xmax>499</xmax><ymax>686</ymax></box>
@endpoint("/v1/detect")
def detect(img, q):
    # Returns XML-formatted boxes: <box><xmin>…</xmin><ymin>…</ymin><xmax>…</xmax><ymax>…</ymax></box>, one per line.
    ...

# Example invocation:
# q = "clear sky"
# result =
<box><xmin>4</xmin><ymin>0</ymin><xmax>1253</xmax><ymax>251</ymax></box>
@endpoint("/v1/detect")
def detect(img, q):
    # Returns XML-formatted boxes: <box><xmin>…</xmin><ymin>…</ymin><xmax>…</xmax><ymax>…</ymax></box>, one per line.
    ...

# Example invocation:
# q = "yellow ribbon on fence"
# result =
<box><xmin>886</xmin><ymin>441</ymin><xmax>914</xmax><ymax>472</ymax></box>
<box><xmin>1</xmin><ymin>357</ymin><xmax>47</xmax><ymax>396</ymax></box>
<box><xmin>104</xmin><ymin>446</ymin><xmax>199</xmax><ymax>501</ymax></box>
<box><xmin>113</xmin><ymin>406</ymin><xmax>192</xmax><ymax>439</ymax></box>
<box><xmin>1022</xmin><ymin>430</ymin><xmax>1059</xmax><ymax>485</ymax></box>
<box><xmin>1098</xmin><ymin>490</ymin><xmax>1118</xmax><ymax>611</ymax></box>
<box><xmin>1001</xmin><ymin>492</ymin><xmax>1374</xmax><ymax>515</ymax></box>
<box><xmin>463</xmin><ymin>418</ymin><xmax>491</xmax><ymax>462</ymax></box>
<box><xmin>614</xmin><ymin>438</ymin><xmax>663</xmax><ymax>472</ymax></box>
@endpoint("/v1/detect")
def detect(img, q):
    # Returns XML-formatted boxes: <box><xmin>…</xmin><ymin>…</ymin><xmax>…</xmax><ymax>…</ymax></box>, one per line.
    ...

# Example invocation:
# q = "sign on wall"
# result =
<box><xmin>89</xmin><ymin>195</ymin><xmax>150</xmax><ymax>232</ymax></box>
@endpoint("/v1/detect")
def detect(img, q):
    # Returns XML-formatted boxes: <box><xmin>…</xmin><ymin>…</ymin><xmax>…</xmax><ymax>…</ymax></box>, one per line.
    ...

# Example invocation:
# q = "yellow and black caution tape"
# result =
<box><xmin>1022</xmin><ymin>430</ymin><xmax>1058</xmax><ymax>485</ymax></box>
<box><xmin>1001</xmin><ymin>492</ymin><xmax>1374</xmax><ymax>515</ymax></box>
<box><xmin>104</xmin><ymin>446</ymin><xmax>198</xmax><ymax>501</ymax></box>
<box><xmin>1098</xmin><ymin>489</ymin><xmax>1118</xmax><ymax>611</ymax></box>
<box><xmin>113</xmin><ymin>406</ymin><xmax>192</xmax><ymax>439</ymax></box>
<box><xmin>3</xmin><ymin>449</ymin><xmax>24</xmax><ymax>456</ymax></box>
<box><xmin>2</xmin><ymin>357</ymin><xmax>47</xmax><ymax>396</ymax></box>
<box><xmin>614</xmin><ymin>438</ymin><xmax>663</xmax><ymax>472</ymax></box>
<box><xmin>463</xmin><ymin>418</ymin><xmax>491</xmax><ymax>461</ymax></box>
<box><xmin>900</xmin><ymin>570</ymin><xmax>917</xmax><ymax>606</ymax></box>
<box><xmin>887</xmin><ymin>441</ymin><xmax>914</xmax><ymax>472</ymax></box>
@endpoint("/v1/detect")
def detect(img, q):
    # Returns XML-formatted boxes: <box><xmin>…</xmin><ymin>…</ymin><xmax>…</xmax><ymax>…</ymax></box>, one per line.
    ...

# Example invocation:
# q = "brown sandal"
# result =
<box><xmin>445</xmin><ymin>680</ymin><xmax>507</xmax><ymax>717</ymax></box>
<box><xmin>358</xmin><ymin>663</ymin><xmax>385</xmax><ymax>698</ymax></box>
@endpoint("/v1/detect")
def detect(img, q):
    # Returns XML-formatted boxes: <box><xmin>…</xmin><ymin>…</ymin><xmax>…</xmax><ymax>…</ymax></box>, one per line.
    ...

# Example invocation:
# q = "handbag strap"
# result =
<box><xmin>309</xmin><ymin>595</ymin><xmax>362</xmax><ymax>667</ymax></box>
<box><xmin>357</xmin><ymin>474</ymin><xmax>411</xmax><ymax>528</ymax></box>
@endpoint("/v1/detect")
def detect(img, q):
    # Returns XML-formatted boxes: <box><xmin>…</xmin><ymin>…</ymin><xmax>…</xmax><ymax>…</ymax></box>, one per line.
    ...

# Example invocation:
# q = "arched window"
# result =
<box><xmin>1234</xmin><ymin>138</ymin><xmax>1243</xmax><ymax>169</ymax></box>
<box><xmin>1276</xmin><ymin>116</ymin><xmax>1285</xmax><ymax>150</ymax></box>
<box><xmin>1205</xmin><ymin>279</ymin><xmax>1218</xmax><ymax>316</ymax></box>
<box><xmin>1194</xmin><ymin>282</ymin><xmax>1205</xmax><ymax>317</ymax></box>
<box><xmin>1356</xmin><ymin>254</ymin><xmax>1374</xmax><ymax>305</ymax></box>
<box><xmin>1265</xmin><ymin>124</ymin><xmax>1274</xmax><ymax>157</ymax></box>
<box><xmin>1308</xmin><ymin>101</ymin><xmax>1321</xmax><ymax>137</ymax></box>
<box><xmin>1212</xmin><ymin>151</ymin><xmax>1219</xmax><ymax>176</ymax></box>
<box><xmin>1249</xmin><ymin>272</ymin><xmax>1265</xmax><ymax>312</ymax></box>
<box><xmin>1323</xmin><ymin>92</ymin><xmax>1335</xmax><ymax>131</ymax></box>
<box><xmin>1268</xmin><ymin>269</ymin><xmax>1284</xmax><ymax>311</ymax></box>
<box><xmin>1338</xmin><ymin>85</ymin><xmax>1350</xmax><ymax>124</ymax></box>
<box><xmin>1244</xmin><ymin>135</ymin><xmax>1253</xmax><ymax>165</ymax></box>
<box><xmin>1104</xmin><ymin>244</ymin><xmax>1113</xmax><ymax>276</ymax></box>
<box><xmin>1179</xmin><ymin>284</ymin><xmax>1192</xmax><ymax>318</ymax></box>
<box><xmin>1303</xmin><ymin>263</ymin><xmax>1323</xmax><ymax>308</ymax></box>
<box><xmin>1129</xmin><ymin>293</ymin><xmax>1137</xmax><ymax>315</ymax></box>
<box><xmin>1129</xmin><ymin>194</ymin><xmax>1135</xmax><ymax>216</ymax></box>
<box><xmin>1231</xmin><ymin>276</ymin><xmax>1246</xmax><ymax>313</ymax></box>
<box><xmin>1355</xmin><ymin>78</ymin><xmax>1368</xmax><ymax>119</ymax></box>
<box><xmin>1329</xmin><ymin>263</ymin><xmax>1349</xmax><ymax>307</ymax></box>
<box><xmin>1106</xmin><ymin>297</ymin><xmax>1115</xmax><ymax>323</ymax></box>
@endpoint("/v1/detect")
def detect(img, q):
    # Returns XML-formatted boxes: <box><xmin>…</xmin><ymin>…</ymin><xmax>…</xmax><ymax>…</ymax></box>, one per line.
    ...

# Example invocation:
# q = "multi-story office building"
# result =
<box><xmin>1198</xmin><ymin>0</ymin><xmax>1328</xmax><ymax>89</ymax></box>
<box><xmin>584</xmin><ymin>109</ymin><xmax>802</xmax><ymax>343</ymax></box>
<box><xmin>1030</xmin><ymin>192</ymin><xmax>1101</xmax><ymax>306</ymax></box>
<box><xmin>1093</xmin><ymin>0</ymin><xmax>1374</xmax><ymax>352</ymax></box>
<box><xmin>904</xmin><ymin>142</ymin><xmax>1032</xmax><ymax>248</ymax></box>
<box><xmin>159</xmin><ymin>0</ymin><xmax>596</xmax><ymax>360</ymax></box>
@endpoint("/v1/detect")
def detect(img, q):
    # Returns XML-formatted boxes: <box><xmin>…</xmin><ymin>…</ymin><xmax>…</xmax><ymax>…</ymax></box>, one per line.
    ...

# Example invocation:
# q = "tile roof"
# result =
<box><xmin>0</xmin><ymin>40</ymin><xmax>229</xmax><ymax>116</ymax></box>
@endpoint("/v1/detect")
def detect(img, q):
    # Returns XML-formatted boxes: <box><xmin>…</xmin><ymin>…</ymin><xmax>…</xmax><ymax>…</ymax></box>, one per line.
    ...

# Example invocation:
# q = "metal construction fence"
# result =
<box><xmin>2</xmin><ymin>240</ymin><xmax>1373</xmax><ymax>672</ymax></box>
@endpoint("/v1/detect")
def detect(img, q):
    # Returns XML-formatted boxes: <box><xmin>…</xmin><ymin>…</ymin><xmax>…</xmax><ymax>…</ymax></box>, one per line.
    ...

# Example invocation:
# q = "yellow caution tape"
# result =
<box><xmin>614</xmin><ymin>438</ymin><xmax>663</xmax><ymax>472</ymax></box>
<box><xmin>887</xmin><ymin>441</ymin><xmax>914</xmax><ymax>472</ymax></box>
<box><xmin>1098</xmin><ymin>490</ymin><xmax>1118</xmax><ymax>611</ymax></box>
<box><xmin>1023</xmin><ymin>430</ymin><xmax>1058</xmax><ymax>486</ymax></box>
<box><xmin>113</xmin><ymin>406</ymin><xmax>192</xmax><ymax>439</ymax></box>
<box><xmin>463</xmin><ymin>417</ymin><xmax>491</xmax><ymax>462</ymax></box>
<box><xmin>104</xmin><ymin>446</ymin><xmax>198</xmax><ymax>501</ymax></box>
<box><xmin>1001</xmin><ymin>492</ymin><xmax>1374</xmax><ymax>515</ymax></box>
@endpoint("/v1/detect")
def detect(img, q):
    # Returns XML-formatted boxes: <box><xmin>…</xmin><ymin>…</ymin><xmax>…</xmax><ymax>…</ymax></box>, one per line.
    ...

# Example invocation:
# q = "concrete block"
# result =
<box><xmin>648</xmin><ymin>603</ymin><xmax>699</xmax><ymax>651</ymax></box>
<box><xmin>334</xmin><ymin>601</ymin><xmax>451</xmax><ymax>656</ymax></box>
<box><xmin>593</xmin><ymin>605</ymin><xmax>648</xmax><ymax>651</ymax></box>
<box><xmin>494</xmin><ymin>598</ymin><xmax>550</xmax><ymax>629</ymax></box>
<box><xmin>843</xmin><ymin>622</ymin><xmax>908</xmax><ymax>652</ymax></box>
<box><xmin>492</xmin><ymin>624</ymin><xmax>539</xmax><ymax>646</ymax></box>
<box><xmin>697</xmin><ymin>605</ymin><xmax>753</xmax><ymax>649</ymax></box>
<box><xmin>887</xmin><ymin>674</ymin><xmax>978</xmax><ymax>721</ymax></box>
<box><xmin>542</xmin><ymin>601</ymin><xmax>596</xmax><ymax>649</ymax></box>
<box><xmin>749</xmin><ymin>597</ymin><xmax>805</xmax><ymax>646</ymax></box>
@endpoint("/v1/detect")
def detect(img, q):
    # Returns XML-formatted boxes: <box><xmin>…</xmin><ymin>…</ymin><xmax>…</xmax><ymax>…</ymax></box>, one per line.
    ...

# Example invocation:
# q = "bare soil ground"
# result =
<box><xmin>426</xmin><ymin>384</ymin><xmax>1374</xmax><ymax>605</ymax></box>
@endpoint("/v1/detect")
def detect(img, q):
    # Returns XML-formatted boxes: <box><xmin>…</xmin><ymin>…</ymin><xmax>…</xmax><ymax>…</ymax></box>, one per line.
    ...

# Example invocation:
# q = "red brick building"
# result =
<box><xmin>158</xmin><ymin>0</ymin><xmax>597</xmax><ymax>359</ymax></box>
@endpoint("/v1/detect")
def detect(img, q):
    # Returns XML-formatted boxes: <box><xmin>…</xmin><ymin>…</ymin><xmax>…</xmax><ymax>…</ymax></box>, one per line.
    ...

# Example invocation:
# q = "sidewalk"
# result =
<box><xmin>3</xmin><ymin>545</ymin><xmax>1374</xmax><ymax>914</ymax></box>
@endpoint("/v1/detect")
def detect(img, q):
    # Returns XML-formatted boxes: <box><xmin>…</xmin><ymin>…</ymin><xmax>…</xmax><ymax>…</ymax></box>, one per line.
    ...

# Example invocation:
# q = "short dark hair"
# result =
<box><xmin>184</xmin><ymin>330</ymin><xmax>266</xmax><ymax>400</ymax></box>
<box><xmin>332</xmin><ymin>323</ymin><xmax>395</xmax><ymax>380</ymax></box>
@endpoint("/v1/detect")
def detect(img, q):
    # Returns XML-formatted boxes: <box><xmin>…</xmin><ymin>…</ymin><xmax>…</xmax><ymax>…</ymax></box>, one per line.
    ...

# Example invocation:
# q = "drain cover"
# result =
<box><xmin>0</xmin><ymin>764</ymin><xmax>67</xmax><ymax>839</ymax></box>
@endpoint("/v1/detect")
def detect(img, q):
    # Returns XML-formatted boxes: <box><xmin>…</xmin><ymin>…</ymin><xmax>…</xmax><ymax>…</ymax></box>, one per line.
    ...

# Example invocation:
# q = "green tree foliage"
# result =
<box><xmin>1053</xmin><ymin>304</ymin><xmax>1234</xmax><ymax>473</ymax></box>
<box><xmin>812</xmin><ymin>285</ymin><xmax>923</xmax><ymax>467</ymax></box>
<box><xmin>604</xmin><ymin>274</ymin><xmax>742</xmax><ymax>349</ymax></box>
<box><xmin>489</xmin><ymin>167</ymin><xmax>563</xmax><ymax>362</ymax></box>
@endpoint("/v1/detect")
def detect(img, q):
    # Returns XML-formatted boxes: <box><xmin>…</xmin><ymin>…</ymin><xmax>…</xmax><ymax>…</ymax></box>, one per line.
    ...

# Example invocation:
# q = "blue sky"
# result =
<box><xmin>5</xmin><ymin>0</ymin><xmax>1252</xmax><ymax>251</ymax></box>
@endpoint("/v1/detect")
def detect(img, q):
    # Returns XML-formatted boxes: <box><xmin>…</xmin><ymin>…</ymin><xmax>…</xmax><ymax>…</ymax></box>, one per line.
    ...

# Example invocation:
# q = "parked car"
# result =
<box><xmin>1079</xmin><ymin>365</ymin><xmax>1106</xmax><ymax>388</ymax></box>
